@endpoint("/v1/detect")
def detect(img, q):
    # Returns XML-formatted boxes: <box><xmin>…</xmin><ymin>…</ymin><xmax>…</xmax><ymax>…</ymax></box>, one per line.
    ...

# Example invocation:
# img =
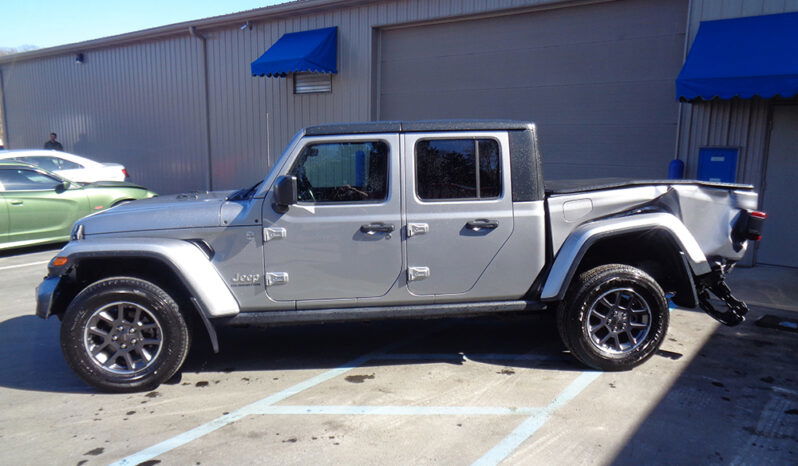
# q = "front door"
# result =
<box><xmin>403</xmin><ymin>132</ymin><xmax>514</xmax><ymax>296</ymax></box>
<box><xmin>0</xmin><ymin>167</ymin><xmax>89</xmax><ymax>244</ymax></box>
<box><xmin>262</xmin><ymin>134</ymin><xmax>402</xmax><ymax>301</ymax></box>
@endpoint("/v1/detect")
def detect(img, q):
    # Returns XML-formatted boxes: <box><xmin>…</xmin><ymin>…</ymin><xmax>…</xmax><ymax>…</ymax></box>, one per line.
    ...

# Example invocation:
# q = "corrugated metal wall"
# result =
<box><xmin>1</xmin><ymin>37</ymin><xmax>208</xmax><ymax>194</ymax></box>
<box><xmin>0</xmin><ymin>0</ymin><xmax>596</xmax><ymax>194</ymax></box>
<box><xmin>679</xmin><ymin>98</ymin><xmax>771</xmax><ymax>187</ymax></box>
<box><xmin>378</xmin><ymin>0</ymin><xmax>686</xmax><ymax>180</ymax></box>
<box><xmin>201</xmin><ymin>0</ymin><xmax>578</xmax><ymax>190</ymax></box>
<box><xmin>677</xmin><ymin>0</ymin><xmax>798</xmax><ymax>265</ymax></box>
<box><xmin>677</xmin><ymin>0</ymin><xmax>798</xmax><ymax>187</ymax></box>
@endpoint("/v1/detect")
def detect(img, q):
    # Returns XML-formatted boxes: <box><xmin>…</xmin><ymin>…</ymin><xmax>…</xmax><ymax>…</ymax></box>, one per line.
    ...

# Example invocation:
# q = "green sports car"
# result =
<box><xmin>0</xmin><ymin>161</ymin><xmax>157</xmax><ymax>250</ymax></box>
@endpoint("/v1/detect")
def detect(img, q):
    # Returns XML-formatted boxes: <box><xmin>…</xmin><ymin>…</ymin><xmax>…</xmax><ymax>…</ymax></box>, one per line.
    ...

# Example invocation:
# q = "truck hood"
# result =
<box><xmin>78</xmin><ymin>190</ymin><xmax>235</xmax><ymax>235</ymax></box>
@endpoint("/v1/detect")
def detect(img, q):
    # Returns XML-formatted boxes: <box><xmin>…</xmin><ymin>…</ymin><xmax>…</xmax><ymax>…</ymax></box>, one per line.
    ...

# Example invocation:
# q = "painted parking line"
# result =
<box><xmin>111</xmin><ymin>325</ymin><xmax>449</xmax><ymax>466</ymax></box>
<box><xmin>373</xmin><ymin>353</ymin><xmax>567</xmax><ymax>362</ymax></box>
<box><xmin>472</xmin><ymin>371</ymin><xmax>601</xmax><ymax>466</ymax></box>
<box><xmin>0</xmin><ymin>260</ymin><xmax>50</xmax><ymax>271</ymax></box>
<box><xmin>112</xmin><ymin>328</ymin><xmax>597</xmax><ymax>466</ymax></box>
<box><xmin>253</xmin><ymin>405</ymin><xmax>542</xmax><ymax>416</ymax></box>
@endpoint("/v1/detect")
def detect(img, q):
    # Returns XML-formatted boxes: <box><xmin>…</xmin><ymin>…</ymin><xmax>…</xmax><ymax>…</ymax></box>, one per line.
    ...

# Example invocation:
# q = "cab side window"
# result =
<box><xmin>0</xmin><ymin>168</ymin><xmax>62</xmax><ymax>191</ymax></box>
<box><xmin>289</xmin><ymin>141</ymin><xmax>389</xmax><ymax>203</ymax></box>
<box><xmin>415</xmin><ymin>138</ymin><xmax>501</xmax><ymax>200</ymax></box>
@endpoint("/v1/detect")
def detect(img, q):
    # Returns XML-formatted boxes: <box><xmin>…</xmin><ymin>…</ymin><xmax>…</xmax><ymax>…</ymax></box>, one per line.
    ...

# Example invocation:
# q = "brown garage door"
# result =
<box><xmin>379</xmin><ymin>0</ymin><xmax>687</xmax><ymax>180</ymax></box>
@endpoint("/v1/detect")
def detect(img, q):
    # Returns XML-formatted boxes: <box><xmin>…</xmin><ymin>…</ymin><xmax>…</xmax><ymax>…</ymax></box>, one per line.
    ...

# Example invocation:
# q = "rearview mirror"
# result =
<box><xmin>272</xmin><ymin>175</ymin><xmax>297</xmax><ymax>214</ymax></box>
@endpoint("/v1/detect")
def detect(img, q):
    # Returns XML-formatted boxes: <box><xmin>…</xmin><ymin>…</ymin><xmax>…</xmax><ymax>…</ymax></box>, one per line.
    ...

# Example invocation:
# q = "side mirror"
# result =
<box><xmin>272</xmin><ymin>175</ymin><xmax>297</xmax><ymax>214</ymax></box>
<box><xmin>55</xmin><ymin>181</ymin><xmax>70</xmax><ymax>193</ymax></box>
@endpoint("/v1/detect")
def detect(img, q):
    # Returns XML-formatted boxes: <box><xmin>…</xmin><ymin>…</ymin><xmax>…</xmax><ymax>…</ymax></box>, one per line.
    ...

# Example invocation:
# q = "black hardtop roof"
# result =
<box><xmin>304</xmin><ymin>119</ymin><xmax>535</xmax><ymax>136</ymax></box>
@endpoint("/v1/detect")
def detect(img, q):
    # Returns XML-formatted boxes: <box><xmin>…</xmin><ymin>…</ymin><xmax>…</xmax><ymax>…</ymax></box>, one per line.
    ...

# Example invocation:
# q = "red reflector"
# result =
<box><xmin>753</xmin><ymin>235</ymin><xmax>762</xmax><ymax>241</ymax></box>
<box><xmin>122</xmin><ymin>168</ymin><xmax>129</xmax><ymax>178</ymax></box>
<box><xmin>750</xmin><ymin>211</ymin><xmax>767</xmax><ymax>219</ymax></box>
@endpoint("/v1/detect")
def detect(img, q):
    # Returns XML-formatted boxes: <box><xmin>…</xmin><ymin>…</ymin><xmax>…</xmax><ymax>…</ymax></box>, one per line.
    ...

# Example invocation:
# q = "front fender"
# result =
<box><xmin>540</xmin><ymin>213</ymin><xmax>710</xmax><ymax>301</ymax></box>
<box><xmin>43</xmin><ymin>237</ymin><xmax>240</xmax><ymax>318</ymax></box>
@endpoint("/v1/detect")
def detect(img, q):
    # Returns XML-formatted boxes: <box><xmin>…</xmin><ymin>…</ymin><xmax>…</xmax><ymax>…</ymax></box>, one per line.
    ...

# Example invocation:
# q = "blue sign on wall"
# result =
<box><xmin>697</xmin><ymin>148</ymin><xmax>738</xmax><ymax>183</ymax></box>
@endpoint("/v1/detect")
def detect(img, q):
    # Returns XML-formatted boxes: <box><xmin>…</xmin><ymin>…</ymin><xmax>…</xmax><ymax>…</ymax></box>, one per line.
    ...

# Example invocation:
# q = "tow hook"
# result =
<box><xmin>696</xmin><ymin>270</ymin><xmax>749</xmax><ymax>326</ymax></box>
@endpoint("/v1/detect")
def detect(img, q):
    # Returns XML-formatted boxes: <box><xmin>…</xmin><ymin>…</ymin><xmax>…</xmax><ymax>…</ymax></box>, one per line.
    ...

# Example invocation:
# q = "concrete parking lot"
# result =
<box><xmin>1</xmin><ymin>245</ymin><xmax>796</xmax><ymax>465</ymax></box>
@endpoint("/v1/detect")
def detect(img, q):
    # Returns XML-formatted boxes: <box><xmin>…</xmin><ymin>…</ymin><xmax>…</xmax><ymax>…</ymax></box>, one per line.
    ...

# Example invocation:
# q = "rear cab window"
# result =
<box><xmin>415</xmin><ymin>138</ymin><xmax>502</xmax><ymax>201</ymax></box>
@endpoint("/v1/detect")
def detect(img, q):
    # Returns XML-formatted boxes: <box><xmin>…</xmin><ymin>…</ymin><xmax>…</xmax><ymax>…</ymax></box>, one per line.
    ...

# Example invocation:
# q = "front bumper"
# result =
<box><xmin>35</xmin><ymin>276</ymin><xmax>60</xmax><ymax>319</ymax></box>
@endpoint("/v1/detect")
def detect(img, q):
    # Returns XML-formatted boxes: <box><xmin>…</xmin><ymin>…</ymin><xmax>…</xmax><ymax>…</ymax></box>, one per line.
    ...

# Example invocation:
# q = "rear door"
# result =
<box><xmin>403</xmin><ymin>131</ymin><xmax>514</xmax><ymax>296</ymax></box>
<box><xmin>262</xmin><ymin>134</ymin><xmax>402</xmax><ymax>301</ymax></box>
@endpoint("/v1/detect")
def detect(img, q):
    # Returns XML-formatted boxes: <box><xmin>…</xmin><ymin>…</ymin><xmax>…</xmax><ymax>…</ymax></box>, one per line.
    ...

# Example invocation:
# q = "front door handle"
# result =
<box><xmin>360</xmin><ymin>222</ymin><xmax>395</xmax><ymax>234</ymax></box>
<box><xmin>9</xmin><ymin>200</ymin><xmax>23</xmax><ymax>206</ymax></box>
<box><xmin>465</xmin><ymin>219</ymin><xmax>499</xmax><ymax>231</ymax></box>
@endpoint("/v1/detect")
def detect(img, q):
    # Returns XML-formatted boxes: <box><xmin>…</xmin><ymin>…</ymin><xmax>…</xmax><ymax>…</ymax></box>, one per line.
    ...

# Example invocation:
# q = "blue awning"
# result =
<box><xmin>676</xmin><ymin>12</ymin><xmax>798</xmax><ymax>102</ymax></box>
<box><xmin>251</xmin><ymin>26</ymin><xmax>337</xmax><ymax>77</ymax></box>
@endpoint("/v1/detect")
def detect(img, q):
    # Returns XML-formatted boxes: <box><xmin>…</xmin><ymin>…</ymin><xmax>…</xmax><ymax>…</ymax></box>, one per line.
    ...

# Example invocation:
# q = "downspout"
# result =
<box><xmin>0</xmin><ymin>68</ymin><xmax>9</xmax><ymax>148</ymax></box>
<box><xmin>673</xmin><ymin>0</ymin><xmax>694</xmax><ymax>163</ymax></box>
<box><xmin>190</xmin><ymin>26</ymin><xmax>214</xmax><ymax>191</ymax></box>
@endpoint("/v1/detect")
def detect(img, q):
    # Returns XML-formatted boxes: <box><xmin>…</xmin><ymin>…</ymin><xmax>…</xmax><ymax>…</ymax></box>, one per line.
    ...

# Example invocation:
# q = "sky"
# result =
<box><xmin>0</xmin><ymin>0</ymin><xmax>289</xmax><ymax>50</ymax></box>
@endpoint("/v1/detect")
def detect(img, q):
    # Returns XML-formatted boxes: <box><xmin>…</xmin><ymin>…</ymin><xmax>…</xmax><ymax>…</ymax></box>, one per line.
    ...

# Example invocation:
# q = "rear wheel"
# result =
<box><xmin>61</xmin><ymin>277</ymin><xmax>191</xmax><ymax>392</ymax></box>
<box><xmin>556</xmin><ymin>264</ymin><xmax>668</xmax><ymax>371</ymax></box>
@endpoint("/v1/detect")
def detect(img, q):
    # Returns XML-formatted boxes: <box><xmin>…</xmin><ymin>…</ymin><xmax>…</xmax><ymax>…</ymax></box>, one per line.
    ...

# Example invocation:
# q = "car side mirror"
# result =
<box><xmin>272</xmin><ymin>175</ymin><xmax>297</xmax><ymax>214</ymax></box>
<box><xmin>55</xmin><ymin>181</ymin><xmax>70</xmax><ymax>193</ymax></box>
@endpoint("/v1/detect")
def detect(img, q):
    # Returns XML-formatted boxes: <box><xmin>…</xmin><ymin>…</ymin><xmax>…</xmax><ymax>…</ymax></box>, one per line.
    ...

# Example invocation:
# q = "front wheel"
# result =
<box><xmin>61</xmin><ymin>277</ymin><xmax>191</xmax><ymax>392</ymax></box>
<box><xmin>556</xmin><ymin>264</ymin><xmax>669</xmax><ymax>371</ymax></box>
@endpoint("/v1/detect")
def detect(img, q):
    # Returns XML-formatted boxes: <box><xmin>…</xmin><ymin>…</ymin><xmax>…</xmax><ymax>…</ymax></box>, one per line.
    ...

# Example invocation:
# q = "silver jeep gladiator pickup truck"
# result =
<box><xmin>36</xmin><ymin>120</ymin><xmax>766</xmax><ymax>392</ymax></box>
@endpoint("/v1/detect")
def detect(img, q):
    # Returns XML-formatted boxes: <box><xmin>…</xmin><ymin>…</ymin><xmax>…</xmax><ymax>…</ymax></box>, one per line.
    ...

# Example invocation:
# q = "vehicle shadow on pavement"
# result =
<box><xmin>610</xmin><ymin>305</ymin><xmax>798</xmax><ymax>465</ymax></box>
<box><xmin>180</xmin><ymin>314</ymin><xmax>585</xmax><ymax>376</ymax></box>
<box><xmin>0</xmin><ymin>315</ymin><xmax>92</xmax><ymax>393</ymax></box>
<box><xmin>0</xmin><ymin>313</ymin><xmax>582</xmax><ymax>393</ymax></box>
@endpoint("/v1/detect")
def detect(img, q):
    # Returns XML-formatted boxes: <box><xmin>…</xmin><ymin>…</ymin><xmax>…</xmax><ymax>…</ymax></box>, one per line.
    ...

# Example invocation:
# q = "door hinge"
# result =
<box><xmin>265</xmin><ymin>272</ymin><xmax>289</xmax><ymax>286</ymax></box>
<box><xmin>408</xmin><ymin>266</ymin><xmax>431</xmax><ymax>281</ymax></box>
<box><xmin>407</xmin><ymin>223</ymin><xmax>429</xmax><ymax>237</ymax></box>
<box><xmin>263</xmin><ymin>227</ymin><xmax>287</xmax><ymax>242</ymax></box>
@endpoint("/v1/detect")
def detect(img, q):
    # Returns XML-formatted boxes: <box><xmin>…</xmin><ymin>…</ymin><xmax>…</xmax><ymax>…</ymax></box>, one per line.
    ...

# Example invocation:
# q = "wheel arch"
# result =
<box><xmin>541</xmin><ymin>213</ymin><xmax>708</xmax><ymax>308</ymax></box>
<box><xmin>44</xmin><ymin>238</ymin><xmax>239</xmax><ymax>352</ymax></box>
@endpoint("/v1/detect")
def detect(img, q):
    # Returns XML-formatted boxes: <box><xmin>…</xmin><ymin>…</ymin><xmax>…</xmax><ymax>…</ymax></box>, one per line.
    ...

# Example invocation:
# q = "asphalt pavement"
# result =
<box><xmin>0</xmin><ymin>245</ymin><xmax>796</xmax><ymax>465</ymax></box>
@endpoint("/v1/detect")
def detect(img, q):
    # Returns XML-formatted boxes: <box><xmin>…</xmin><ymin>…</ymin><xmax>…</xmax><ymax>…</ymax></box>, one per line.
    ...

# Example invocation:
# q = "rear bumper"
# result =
<box><xmin>35</xmin><ymin>277</ymin><xmax>60</xmax><ymax>319</ymax></box>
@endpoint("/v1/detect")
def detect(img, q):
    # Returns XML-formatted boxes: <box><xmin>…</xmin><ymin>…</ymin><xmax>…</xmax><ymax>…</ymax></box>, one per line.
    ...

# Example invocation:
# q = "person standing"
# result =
<box><xmin>44</xmin><ymin>132</ymin><xmax>63</xmax><ymax>151</ymax></box>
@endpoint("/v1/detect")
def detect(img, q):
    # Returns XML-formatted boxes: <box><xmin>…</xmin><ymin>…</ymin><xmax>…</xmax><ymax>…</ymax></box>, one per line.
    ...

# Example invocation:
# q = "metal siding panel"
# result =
<box><xmin>763</xmin><ymin>0</ymin><xmax>788</xmax><ymax>14</ymax></box>
<box><xmin>381</xmin><ymin>0</ymin><xmax>687</xmax><ymax>180</ymax></box>
<box><xmin>1</xmin><ymin>38</ymin><xmax>207</xmax><ymax>194</ymax></box>
<box><xmin>2</xmin><ymin>0</ymin><xmax>681</xmax><ymax>194</ymax></box>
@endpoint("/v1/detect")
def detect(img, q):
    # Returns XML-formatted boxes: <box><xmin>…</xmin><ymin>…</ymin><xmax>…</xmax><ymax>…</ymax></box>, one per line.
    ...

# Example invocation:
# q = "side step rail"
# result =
<box><xmin>216</xmin><ymin>300</ymin><xmax>546</xmax><ymax>327</ymax></box>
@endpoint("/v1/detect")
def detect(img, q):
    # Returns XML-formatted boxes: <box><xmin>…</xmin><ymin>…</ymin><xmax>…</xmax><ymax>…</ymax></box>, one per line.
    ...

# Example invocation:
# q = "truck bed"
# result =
<box><xmin>544</xmin><ymin>178</ymin><xmax>754</xmax><ymax>195</ymax></box>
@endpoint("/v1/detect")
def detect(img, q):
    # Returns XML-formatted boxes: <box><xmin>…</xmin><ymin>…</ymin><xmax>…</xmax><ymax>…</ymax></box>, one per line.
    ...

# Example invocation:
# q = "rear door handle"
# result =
<box><xmin>465</xmin><ymin>219</ymin><xmax>499</xmax><ymax>231</ymax></box>
<box><xmin>9</xmin><ymin>200</ymin><xmax>23</xmax><ymax>206</ymax></box>
<box><xmin>360</xmin><ymin>222</ymin><xmax>395</xmax><ymax>234</ymax></box>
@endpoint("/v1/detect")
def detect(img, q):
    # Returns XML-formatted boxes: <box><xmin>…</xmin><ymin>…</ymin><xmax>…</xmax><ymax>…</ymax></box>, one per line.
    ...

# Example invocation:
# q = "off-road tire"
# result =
<box><xmin>61</xmin><ymin>277</ymin><xmax>191</xmax><ymax>392</ymax></box>
<box><xmin>556</xmin><ymin>264</ymin><xmax>668</xmax><ymax>371</ymax></box>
